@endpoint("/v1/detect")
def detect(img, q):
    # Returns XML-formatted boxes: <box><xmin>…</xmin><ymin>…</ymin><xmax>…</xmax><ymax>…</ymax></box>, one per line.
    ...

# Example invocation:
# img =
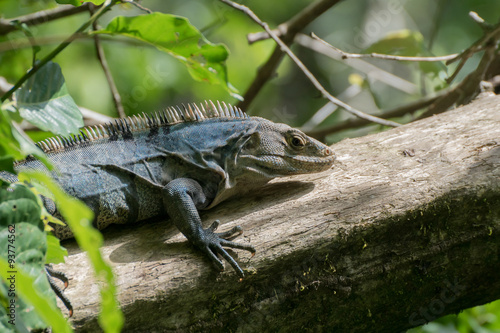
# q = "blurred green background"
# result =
<box><xmin>1</xmin><ymin>0</ymin><xmax>499</xmax><ymax>331</ymax></box>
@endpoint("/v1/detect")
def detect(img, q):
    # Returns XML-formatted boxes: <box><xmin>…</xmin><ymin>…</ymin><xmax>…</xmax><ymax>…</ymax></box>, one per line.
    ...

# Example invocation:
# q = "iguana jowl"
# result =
<box><xmin>8</xmin><ymin>101</ymin><xmax>335</xmax><ymax>277</ymax></box>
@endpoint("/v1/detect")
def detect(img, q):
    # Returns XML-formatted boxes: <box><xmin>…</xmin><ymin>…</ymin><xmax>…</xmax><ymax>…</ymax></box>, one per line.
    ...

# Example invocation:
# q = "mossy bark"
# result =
<box><xmin>56</xmin><ymin>94</ymin><xmax>500</xmax><ymax>332</ymax></box>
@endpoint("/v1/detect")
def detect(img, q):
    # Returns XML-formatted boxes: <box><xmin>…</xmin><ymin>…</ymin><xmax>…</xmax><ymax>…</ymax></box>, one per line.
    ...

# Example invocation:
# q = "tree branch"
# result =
<box><xmin>0</xmin><ymin>33</ymin><xmax>152</xmax><ymax>54</ymax></box>
<box><xmin>246</xmin><ymin>0</ymin><xmax>341</xmax><ymax>44</ymax></box>
<box><xmin>0</xmin><ymin>4</ymin><xmax>94</xmax><ymax>36</ymax></box>
<box><xmin>418</xmin><ymin>35</ymin><xmax>500</xmax><ymax>119</ymax></box>
<box><xmin>222</xmin><ymin>0</ymin><xmax>401</xmax><ymax>128</ymax></box>
<box><xmin>236</xmin><ymin>44</ymin><xmax>284</xmax><ymax>111</ymax></box>
<box><xmin>237</xmin><ymin>0</ymin><xmax>342</xmax><ymax>110</ymax></box>
<box><xmin>90</xmin><ymin>7</ymin><xmax>126</xmax><ymax>118</ymax></box>
<box><xmin>445</xmin><ymin>12</ymin><xmax>500</xmax><ymax>83</ymax></box>
<box><xmin>314</xmin><ymin>34</ymin><xmax>458</xmax><ymax>62</ymax></box>
<box><xmin>305</xmin><ymin>92</ymin><xmax>445</xmax><ymax>141</ymax></box>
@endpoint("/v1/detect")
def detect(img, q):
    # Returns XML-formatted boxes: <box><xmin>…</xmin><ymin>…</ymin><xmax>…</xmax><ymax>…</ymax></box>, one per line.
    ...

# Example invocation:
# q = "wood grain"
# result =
<box><xmin>56</xmin><ymin>94</ymin><xmax>500</xmax><ymax>332</ymax></box>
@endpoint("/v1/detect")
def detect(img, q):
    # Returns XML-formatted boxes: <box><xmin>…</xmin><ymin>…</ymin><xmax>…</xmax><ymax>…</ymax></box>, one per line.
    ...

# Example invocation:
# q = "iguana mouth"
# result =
<box><xmin>240</xmin><ymin>153</ymin><xmax>335</xmax><ymax>175</ymax></box>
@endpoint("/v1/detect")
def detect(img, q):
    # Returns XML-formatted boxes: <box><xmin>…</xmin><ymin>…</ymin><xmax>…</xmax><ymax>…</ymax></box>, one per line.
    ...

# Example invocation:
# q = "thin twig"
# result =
<box><xmin>418</xmin><ymin>40</ymin><xmax>499</xmax><ymax>119</ymax></box>
<box><xmin>306</xmin><ymin>92</ymin><xmax>446</xmax><ymax>141</ymax></box>
<box><xmin>120</xmin><ymin>0</ymin><xmax>153</xmax><ymax>14</ymax></box>
<box><xmin>300</xmin><ymin>84</ymin><xmax>363</xmax><ymax>132</ymax></box>
<box><xmin>445</xmin><ymin>49</ymin><xmax>480</xmax><ymax>84</ymax></box>
<box><xmin>247</xmin><ymin>0</ymin><xmax>340</xmax><ymax>44</ymax></box>
<box><xmin>221</xmin><ymin>0</ymin><xmax>401</xmax><ymax>128</ymax></box>
<box><xmin>310</xmin><ymin>33</ymin><xmax>458</xmax><ymax>62</ymax></box>
<box><xmin>469</xmin><ymin>11</ymin><xmax>493</xmax><ymax>31</ymax></box>
<box><xmin>238</xmin><ymin>0</ymin><xmax>341</xmax><ymax>110</ymax></box>
<box><xmin>0</xmin><ymin>33</ymin><xmax>153</xmax><ymax>53</ymax></box>
<box><xmin>295</xmin><ymin>33</ymin><xmax>417</xmax><ymax>94</ymax></box>
<box><xmin>0</xmin><ymin>0</ymin><xmax>118</xmax><ymax>103</ymax></box>
<box><xmin>0</xmin><ymin>4</ymin><xmax>94</xmax><ymax>36</ymax></box>
<box><xmin>414</xmin><ymin>14</ymin><xmax>500</xmax><ymax>118</ymax></box>
<box><xmin>445</xmin><ymin>12</ymin><xmax>500</xmax><ymax>83</ymax></box>
<box><xmin>90</xmin><ymin>7</ymin><xmax>126</xmax><ymax>118</ymax></box>
<box><xmin>10</xmin><ymin>21</ymin><xmax>41</xmax><ymax>66</ymax></box>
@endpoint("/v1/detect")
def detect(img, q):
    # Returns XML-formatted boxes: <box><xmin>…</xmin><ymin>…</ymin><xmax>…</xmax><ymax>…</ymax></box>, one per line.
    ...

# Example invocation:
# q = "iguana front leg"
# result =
<box><xmin>163</xmin><ymin>178</ymin><xmax>255</xmax><ymax>277</ymax></box>
<box><xmin>45</xmin><ymin>265</ymin><xmax>73</xmax><ymax>317</ymax></box>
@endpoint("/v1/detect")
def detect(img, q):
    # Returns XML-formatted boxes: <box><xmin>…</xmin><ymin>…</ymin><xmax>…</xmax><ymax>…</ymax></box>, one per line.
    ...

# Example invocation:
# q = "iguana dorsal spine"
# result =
<box><xmin>35</xmin><ymin>100</ymin><xmax>248</xmax><ymax>154</ymax></box>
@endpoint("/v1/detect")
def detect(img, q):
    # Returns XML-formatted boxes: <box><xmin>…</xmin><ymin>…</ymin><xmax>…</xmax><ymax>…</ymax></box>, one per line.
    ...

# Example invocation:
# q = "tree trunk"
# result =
<box><xmin>57</xmin><ymin>93</ymin><xmax>500</xmax><ymax>332</ymax></box>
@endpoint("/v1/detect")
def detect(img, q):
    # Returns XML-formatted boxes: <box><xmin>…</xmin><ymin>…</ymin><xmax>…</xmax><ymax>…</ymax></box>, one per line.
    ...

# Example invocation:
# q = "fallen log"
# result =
<box><xmin>57</xmin><ymin>93</ymin><xmax>500</xmax><ymax>332</ymax></box>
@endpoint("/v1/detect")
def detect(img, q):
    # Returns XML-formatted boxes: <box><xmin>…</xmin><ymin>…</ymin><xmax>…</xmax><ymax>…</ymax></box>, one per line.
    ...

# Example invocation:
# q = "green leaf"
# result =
<box><xmin>14</xmin><ymin>61</ymin><xmax>83</xmax><ymax>136</ymax></box>
<box><xmin>0</xmin><ymin>105</ymin><xmax>52</xmax><ymax>173</ymax></box>
<box><xmin>0</xmin><ymin>259</ymin><xmax>72</xmax><ymax>333</ymax></box>
<box><xmin>0</xmin><ymin>182</ymin><xmax>72</xmax><ymax>332</ymax></box>
<box><xmin>365</xmin><ymin>30</ymin><xmax>425</xmax><ymax>56</ymax></box>
<box><xmin>364</xmin><ymin>29</ymin><xmax>447</xmax><ymax>78</ymax></box>
<box><xmin>96</xmin><ymin>13</ymin><xmax>240</xmax><ymax>99</ymax></box>
<box><xmin>45</xmin><ymin>233</ymin><xmax>68</xmax><ymax>265</ymax></box>
<box><xmin>0</xmin><ymin>157</ymin><xmax>16</xmax><ymax>174</ymax></box>
<box><xmin>55</xmin><ymin>0</ymin><xmax>106</xmax><ymax>6</ymax></box>
<box><xmin>19</xmin><ymin>171</ymin><xmax>124</xmax><ymax>333</ymax></box>
<box><xmin>0</xmin><ymin>108</ymin><xmax>25</xmax><ymax>169</ymax></box>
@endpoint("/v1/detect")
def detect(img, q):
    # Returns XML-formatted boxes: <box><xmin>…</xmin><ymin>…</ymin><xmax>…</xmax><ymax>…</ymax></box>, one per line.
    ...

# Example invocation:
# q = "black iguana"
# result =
<box><xmin>2</xmin><ymin>100</ymin><xmax>334</xmax><ymax>292</ymax></box>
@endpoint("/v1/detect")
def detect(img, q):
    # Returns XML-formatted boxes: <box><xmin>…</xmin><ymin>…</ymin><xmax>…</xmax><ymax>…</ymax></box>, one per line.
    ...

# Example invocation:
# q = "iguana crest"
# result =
<box><xmin>35</xmin><ymin>100</ymin><xmax>248</xmax><ymax>154</ymax></box>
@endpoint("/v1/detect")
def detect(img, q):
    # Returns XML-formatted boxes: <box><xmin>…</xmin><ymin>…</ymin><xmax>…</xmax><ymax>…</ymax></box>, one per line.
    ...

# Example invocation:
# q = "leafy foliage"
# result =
<box><xmin>96</xmin><ymin>13</ymin><xmax>240</xmax><ymax>99</ymax></box>
<box><xmin>0</xmin><ymin>107</ymin><xmax>50</xmax><ymax>173</ymax></box>
<box><xmin>0</xmin><ymin>181</ymin><xmax>72</xmax><ymax>332</ymax></box>
<box><xmin>408</xmin><ymin>298</ymin><xmax>500</xmax><ymax>333</ymax></box>
<box><xmin>45</xmin><ymin>233</ymin><xmax>68</xmax><ymax>265</ymax></box>
<box><xmin>19</xmin><ymin>171</ymin><xmax>124</xmax><ymax>333</ymax></box>
<box><xmin>364</xmin><ymin>29</ymin><xmax>447</xmax><ymax>79</ymax></box>
<box><xmin>15</xmin><ymin>61</ymin><xmax>83</xmax><ymax>136</ymax></box>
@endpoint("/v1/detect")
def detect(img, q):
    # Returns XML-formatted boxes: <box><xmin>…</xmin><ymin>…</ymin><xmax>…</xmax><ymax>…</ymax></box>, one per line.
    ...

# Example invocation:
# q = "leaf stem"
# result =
<box><xmin>0</xmin><ymin>0</ymin><xmax>118</xmax><ymax>103</ymax></box>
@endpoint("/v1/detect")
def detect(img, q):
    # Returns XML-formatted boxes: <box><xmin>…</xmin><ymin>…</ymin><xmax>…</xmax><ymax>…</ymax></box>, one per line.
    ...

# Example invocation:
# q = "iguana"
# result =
<box><xmin>1</xmin><ymin>101</ymin><xmax>335</xmax><ymax>312</ymax></box>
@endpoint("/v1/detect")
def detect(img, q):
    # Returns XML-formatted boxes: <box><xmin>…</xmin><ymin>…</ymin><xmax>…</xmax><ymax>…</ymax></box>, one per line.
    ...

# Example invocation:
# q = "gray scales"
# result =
<box><xmin>4</xmin><ymin>100</ymin><xmax>335</xmax><ymax>279</ymax></box>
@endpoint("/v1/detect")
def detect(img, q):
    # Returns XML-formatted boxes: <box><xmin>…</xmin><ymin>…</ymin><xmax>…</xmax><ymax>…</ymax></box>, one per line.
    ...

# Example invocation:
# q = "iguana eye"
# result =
<box><xmin>289</xmin><ymin>134</ymin><xmax>306</xmax><ymax>149</ymax></box>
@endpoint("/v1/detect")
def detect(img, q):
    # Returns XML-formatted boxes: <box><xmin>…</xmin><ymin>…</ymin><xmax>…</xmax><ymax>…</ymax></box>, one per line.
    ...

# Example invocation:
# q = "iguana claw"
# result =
<box><xmin>197</xmin><ymin>220</ymin><xmax>255</xmax><ymax>278</ymax></box>
<box><xmin>45</xmin><ymin>265</ymin><xmax>73</xmax><ymax>317</ymax></box>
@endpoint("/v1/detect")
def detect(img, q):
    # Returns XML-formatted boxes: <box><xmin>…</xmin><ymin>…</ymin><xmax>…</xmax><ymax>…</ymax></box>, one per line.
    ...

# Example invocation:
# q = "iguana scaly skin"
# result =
<box><xmin>4</xmin><ymin>101</ymin><xmax>335</xmax><ymax>277</ymax></box>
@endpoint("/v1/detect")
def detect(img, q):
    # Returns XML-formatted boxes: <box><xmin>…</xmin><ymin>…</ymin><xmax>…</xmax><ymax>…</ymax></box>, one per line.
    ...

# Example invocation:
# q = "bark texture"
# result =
<box><xmin>56</xmin><ymin>94</ymin><xmax>500</xmax><ymax>332</ymax></box>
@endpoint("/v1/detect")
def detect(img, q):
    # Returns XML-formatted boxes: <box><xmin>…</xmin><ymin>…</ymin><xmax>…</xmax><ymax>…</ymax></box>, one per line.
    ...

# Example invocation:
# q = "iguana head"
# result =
<box><xmin>237</xmin><ymin>118</ymin><xmax>335</xmax><ymax>179</ymax></box>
